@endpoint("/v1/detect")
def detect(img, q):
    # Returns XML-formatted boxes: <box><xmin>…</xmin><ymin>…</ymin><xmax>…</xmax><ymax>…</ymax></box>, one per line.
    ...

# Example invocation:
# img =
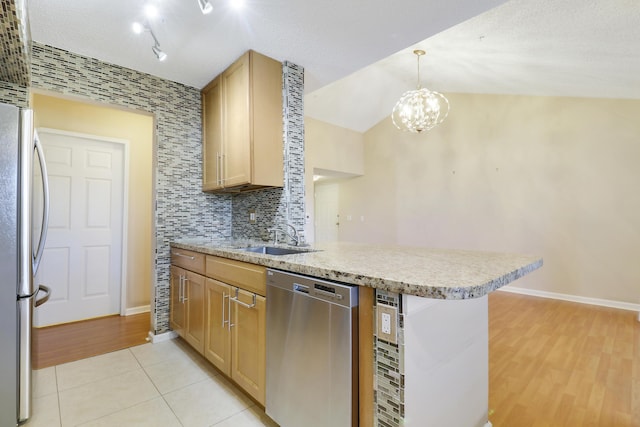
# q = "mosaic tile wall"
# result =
<box><xmin>375</xmin><ymin>290</ymin><xmax>405</xmax><ymax>427</ymax></box>
<box><xmin>0</xmin><ymin>81</ymin><xmax>29</xmax><ymax>107</ymax></box>
<box><xmin>30</xmin><ymin>43</ymin><xmax>232</xmax><ymax>334</ymax></box>
<box><xmin>0</xmin><ymin>0</ymin><xmax>31</xmax><ymax>86</ymax></box>
<box><xmin>232</xmin><ymin>61</ymin><xmax>306</xmax><ymax>242</ymax></box>
<box><xmin>0</xmin><ymin>0</ymin><xmax>30</xmax><ymax>106</ymax></box>
<box><xmin>28</xmin><ymin>43</ymin><xmax>305</xmax><ymax>334</ymax></box>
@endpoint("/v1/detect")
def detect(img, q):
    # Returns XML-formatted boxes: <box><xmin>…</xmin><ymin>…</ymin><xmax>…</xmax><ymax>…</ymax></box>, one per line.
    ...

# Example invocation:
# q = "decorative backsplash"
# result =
<box><xmin>0</xmin><ymin>81</ymin><xmax>29</xmax><ymax>107</ymax></box>
<box><xmin>0</xmin><ymin>0</ymin><xmax>31</xmax><ymax>87</ymax></box>
<box><xmin>232</xmin><ymin>61</ymin><xmax>306</xmax><ymax>243</ymax></box>
<box><xmin>375</xmin><ymin>290</ymin><xmax>405</xmax><ymax>427</ymax></box>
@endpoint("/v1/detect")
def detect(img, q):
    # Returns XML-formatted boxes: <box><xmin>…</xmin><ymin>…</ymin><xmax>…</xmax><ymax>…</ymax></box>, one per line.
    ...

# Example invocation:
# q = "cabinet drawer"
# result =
<box><xmin>206</xmin><ymin>255</ymin><xmax>266</xmax><ymax>296</ymax></box>
<box><xmin>170</xmin><ymin>248</ymin><xmax>205</xmax><ymax>274</ymax></box>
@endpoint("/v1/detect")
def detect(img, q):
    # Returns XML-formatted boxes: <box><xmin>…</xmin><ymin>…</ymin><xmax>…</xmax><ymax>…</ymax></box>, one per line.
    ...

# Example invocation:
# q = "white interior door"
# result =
<box><xmin>314</xmin><ymin>182</ymin><xmax>340</xmax><ymax>243</ymax></box>
<box><xmin>34</xmin><ymin>129</ymin><xmax>127</xmax><ymax>327</ymax></box>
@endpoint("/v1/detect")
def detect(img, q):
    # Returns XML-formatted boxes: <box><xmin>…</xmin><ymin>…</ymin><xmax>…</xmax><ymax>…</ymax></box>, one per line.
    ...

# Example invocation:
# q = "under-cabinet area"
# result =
<box><xmin>170</xmin><ymin>248</ymin><xmax>266</xmax><ymax>405</ymax></box>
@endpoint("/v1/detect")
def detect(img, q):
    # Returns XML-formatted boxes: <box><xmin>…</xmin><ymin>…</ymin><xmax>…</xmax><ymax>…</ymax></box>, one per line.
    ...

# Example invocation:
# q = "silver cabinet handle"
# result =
<box><xmin>228</xmin><ymin>289</ymin><xmax>234</xmax><ymax>329</ymax></box>
<box><xmin>182</xmin><ymin>276</ymin><xmax>189</xmax><ymax>302</ymax></box>
<box><xmin>229</xmin><ymin>287</ymin><xmax>256</xmax><ymax>309</ymax></box>
<box><xmin>220</xmin><ymin>153</ymin><xmax>226</xmax><ymax>183</ymax></box>
<box><xmin>178</xmin><ymin>275</ymin><xmax>183</xmax><ymax>302</ymax></box>
<box><xmin>222</xmin><ymin>293</ymin><xmax>229</xmax><ymax>327</ymax></box>
<box><xmin>172</xmin><ymin>251</ymin><xmax>195</xmax><ymax>260</ymax></box>
<box><xmin>33</xmin><ymin>131</ymin><xmax>50</xmax><ymax>276</ymax></box>
<box><xmin>216</xmin><ymin>152</ymin><xmax>222</xmax><ymax>186</ymax></box>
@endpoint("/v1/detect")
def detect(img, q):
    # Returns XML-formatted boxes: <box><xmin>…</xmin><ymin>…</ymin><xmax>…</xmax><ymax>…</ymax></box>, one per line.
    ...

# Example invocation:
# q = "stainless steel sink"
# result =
<box><xmin>239</xmin><ymin>246</ymin><xmax>312</xmax><ymax>256</ymax></box>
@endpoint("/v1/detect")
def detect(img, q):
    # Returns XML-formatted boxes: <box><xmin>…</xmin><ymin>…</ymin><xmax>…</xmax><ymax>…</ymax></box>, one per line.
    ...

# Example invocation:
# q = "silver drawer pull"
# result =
<box><xmin>229</xmin><ymin>288</ymin><xmax>256</xmax><ymax>309</ymax></box>
<box><xmin>172</xmin><ymin>251</ymin><xmax>195</xmax><ymax>260</ymax></box>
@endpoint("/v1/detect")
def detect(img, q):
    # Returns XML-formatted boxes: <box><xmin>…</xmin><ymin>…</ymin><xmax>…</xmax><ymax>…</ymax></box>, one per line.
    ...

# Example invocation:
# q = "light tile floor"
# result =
<box><xmin>25</xmin><ymin>338</ymin><xmax>279</xmax><ymax>427</ymax></box>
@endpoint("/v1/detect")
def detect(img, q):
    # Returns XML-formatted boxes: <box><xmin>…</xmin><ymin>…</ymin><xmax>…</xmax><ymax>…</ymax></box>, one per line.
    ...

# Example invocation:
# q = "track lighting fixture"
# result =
<box><xmin>198</xmin><ymin>0</ymin><xmax>213</xmax><ymax>14</ymax></box>
<box><xmin>152</xmin><ymin>44</ymin><xmax>167</xmax><ymax>61</ymax></box>
<box><xmin>132</xmin><ymin>21</ymin><xmax>167</xmax><ymax>62</ymax></box>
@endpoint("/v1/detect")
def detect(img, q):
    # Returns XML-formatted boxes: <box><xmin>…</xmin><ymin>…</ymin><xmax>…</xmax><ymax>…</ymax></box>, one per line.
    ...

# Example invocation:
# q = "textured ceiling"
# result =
<box><xmin>26</xmin><ymin>0</ymin><xmax>640</xmax><ymax>133</ymax></box>
<box><xmin>26</xmin><ymin>0</ymin><xmax>505</xmax><ymax>92</ymax></box>
<box><xmin>306</xmin><ymin>0</ymin><xmax>640</xmax><ymax>131</ymax></box>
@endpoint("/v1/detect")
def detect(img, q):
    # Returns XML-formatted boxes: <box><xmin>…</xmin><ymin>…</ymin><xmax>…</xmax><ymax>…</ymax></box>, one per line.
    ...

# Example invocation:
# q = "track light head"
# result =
<box><xmin>198</xmin><ymin>0</ymin><xmax>213</xmax><ymax>14</ymax></box>
<box><xmin>152</xmin><ymin>44</ymin><xmax>167</xmax><ymax>61</ymax></box>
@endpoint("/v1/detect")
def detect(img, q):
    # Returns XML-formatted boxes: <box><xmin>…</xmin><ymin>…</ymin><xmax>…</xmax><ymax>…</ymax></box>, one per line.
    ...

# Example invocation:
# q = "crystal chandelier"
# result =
<box><xmin>391</xmin><ymin>50</ymin><xmax>450</xmax><ymax>133</ymax></box>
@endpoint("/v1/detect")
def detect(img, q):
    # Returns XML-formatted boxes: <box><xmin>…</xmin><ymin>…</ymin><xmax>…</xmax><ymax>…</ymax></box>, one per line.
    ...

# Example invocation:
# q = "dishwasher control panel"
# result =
<box><xmin>267</xmin><ymin>269</ymin><xmax>357</xmax><ymax>307</ymax></box>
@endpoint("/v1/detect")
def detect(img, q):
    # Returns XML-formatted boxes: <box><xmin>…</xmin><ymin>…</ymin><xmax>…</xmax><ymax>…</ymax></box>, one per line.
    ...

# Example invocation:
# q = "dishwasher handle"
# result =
<box><xmin>314</xmin><ymin>287</ymin><xmax>343</xmax><ymax>300</ymax></box>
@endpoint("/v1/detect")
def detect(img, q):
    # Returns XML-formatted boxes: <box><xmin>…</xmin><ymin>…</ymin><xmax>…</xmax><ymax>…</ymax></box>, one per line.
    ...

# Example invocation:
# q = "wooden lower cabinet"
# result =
<box><xmin>170</xmin><ymin>266</ymin><xmax>205</xmax><ymax>354</ymax></box>
<box><xmin>204</xmin><ymin>278</ymin><xmax>266</xmax><ymax>405</ymax></box>
<box><xmin>230</xmin><ymin>288</ymin><xmax>266</xmax><ymax>405</ymax></box>
<box><xmin>184</xmin><ymin>271</ymin><xmax>205</xmax><ymax>354</ymax></box>
<box><xmin>204</xmin><ymin>279</ymin><xmax>231</xmax><ymax>374</ymax></box>
<box><xmin>169</xmin><ymin>266</ymin><xmax>186</xmax><ymax>337</ymax></box>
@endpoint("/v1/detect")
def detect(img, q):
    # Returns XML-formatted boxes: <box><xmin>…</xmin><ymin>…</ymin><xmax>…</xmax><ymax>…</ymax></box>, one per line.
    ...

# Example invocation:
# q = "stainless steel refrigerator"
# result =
<box><xmin>0</xmin><ymin>102</ymin><xmax>50</xmax><ymax>426</ymax></box>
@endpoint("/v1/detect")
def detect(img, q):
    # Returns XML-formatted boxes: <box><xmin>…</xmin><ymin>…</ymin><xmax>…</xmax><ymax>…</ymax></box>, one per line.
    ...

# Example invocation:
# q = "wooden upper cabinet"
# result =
<box><xmin>201</xmin><ymin>50</ymin><xmax>283</xmax><ymax>193</ymax></box>
<box><xmin>202</xmin><ymin>76</ymin><xmax>223</xmax><ymax>191</ymax></box>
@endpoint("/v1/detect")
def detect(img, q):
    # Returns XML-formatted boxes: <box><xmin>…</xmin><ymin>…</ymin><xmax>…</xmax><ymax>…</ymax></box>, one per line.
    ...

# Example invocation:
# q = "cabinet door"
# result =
<box><xmin>184</xmin><ymin>271</ymin><xmax>205</xmax><ymax>354</ymax></box>
<box><xmin>202</xmin><ymin>75</ymin><xmax>223</xmax><ymax>191</ymax></box>
<box><xmin>230</xmin><ymin>288</ymin><xmax>266</xmax><ymax>405</ymax></box>
<box><xmin>222</xmin><ymin>52</ymin><xmax>251</xmax><ymax>188</ymax></box>
<box><xmin>204</xmin><ymin>279</ymin><xmax>231</xmax><ymax>375</ymax></box>
<box><xmin>169</xmin><ymin>266</ymin><xmax>186</xmax><ymax>337</ymax></box>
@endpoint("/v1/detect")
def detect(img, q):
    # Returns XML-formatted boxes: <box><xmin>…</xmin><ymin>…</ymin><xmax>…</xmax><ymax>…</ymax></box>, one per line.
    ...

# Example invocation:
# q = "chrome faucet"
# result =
<box><xmin>268</xmin><ymin>222</ymin><xmax>299</xmax><ymax>246</ymax></box>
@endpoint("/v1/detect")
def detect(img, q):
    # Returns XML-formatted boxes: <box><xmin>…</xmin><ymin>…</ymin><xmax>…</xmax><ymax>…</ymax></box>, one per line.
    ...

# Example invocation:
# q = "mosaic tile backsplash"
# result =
<box><xmin>231</xmin><ymin>61</ymin><xmax>306</xmax><ymax>242</ymax></box>
<box><xmin>375</xmin><ymin>290</ymin><xmax>405</xmax><ymax>427</ymax></box>
<box><xmin>0</xmin><ymin>0</ymin><xmax>30</xmax><ymax>86</ymax></box>
<box><xmin>0</xmin><ymin>80</ymin><xmax>29</xmax><ymax>107</ymax></box>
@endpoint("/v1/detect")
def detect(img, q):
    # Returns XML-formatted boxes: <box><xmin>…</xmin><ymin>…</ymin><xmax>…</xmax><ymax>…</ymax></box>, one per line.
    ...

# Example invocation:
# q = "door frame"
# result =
<box><xmin>37</xmin><ymin>127</ymin><xmax>130</xmax><ymax>317</ymax></box>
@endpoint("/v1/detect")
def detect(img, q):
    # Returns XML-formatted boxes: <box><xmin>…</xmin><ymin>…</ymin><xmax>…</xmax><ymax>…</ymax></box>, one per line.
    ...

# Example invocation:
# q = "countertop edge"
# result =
<box><xmin>170</xmin><ymin>241</ymin><xmax>543</xmax><ymax>300</ymax></box>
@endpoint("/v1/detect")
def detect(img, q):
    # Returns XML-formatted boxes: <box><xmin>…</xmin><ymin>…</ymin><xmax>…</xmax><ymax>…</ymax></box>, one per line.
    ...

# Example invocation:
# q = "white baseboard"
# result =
<box><xmin>124</xmin><ymin>305</ymin><xmax>150</xmax><ymax>316</ymax></box>
<box><xmin>147</xmin><ymin>330</ymin><xmax>178</xmax><ymax>344</ymax></box>
<box><xmin>499</xmin><ymin>285</ymin><xmax>640</xmax><ymax>314</ymax></box>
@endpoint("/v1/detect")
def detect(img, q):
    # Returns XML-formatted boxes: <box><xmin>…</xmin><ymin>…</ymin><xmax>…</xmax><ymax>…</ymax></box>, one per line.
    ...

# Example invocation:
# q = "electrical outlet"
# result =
<box><xmin>249</xmin><ymin>209</ymin><xmax>256</xmax><ymax>224</ymax></box>
<box><xmin>376</xmin><ymin>304</ymin><xmax>397</xmax><ymax>344</ymax></box>
<box><xmin>381</xmin><ymin>312</ymin><xmax>391</xmax><ymax>334</ymax></box>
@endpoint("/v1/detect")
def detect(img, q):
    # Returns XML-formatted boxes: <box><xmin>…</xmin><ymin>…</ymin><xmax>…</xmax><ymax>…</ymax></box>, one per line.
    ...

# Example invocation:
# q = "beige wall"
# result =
<box><xmin>305</xmin><ymin>117</ymin><xmax>364</xmax><ymax>242</ymax></box>
<box><xmin>32</xmin><ymin>93</ymin><xmax>154</xmax><ymax>310</ymax></box>
<box><xmin>334</xmin><ymin>93</ymin><xmax>640</xmax><ymax>305</ymax></box>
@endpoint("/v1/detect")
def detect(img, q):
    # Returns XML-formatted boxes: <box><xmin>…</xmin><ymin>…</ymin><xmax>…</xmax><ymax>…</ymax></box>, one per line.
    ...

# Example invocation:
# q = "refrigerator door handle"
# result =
<box><xmin>34</xmin><ymin>285</ymin><xmax>51</xmax><ymax>308</ymax></box>
<box><xmin>32</xmin><ymin>130</ymin><xmax>49</xmax><ymax>276</ymax></box>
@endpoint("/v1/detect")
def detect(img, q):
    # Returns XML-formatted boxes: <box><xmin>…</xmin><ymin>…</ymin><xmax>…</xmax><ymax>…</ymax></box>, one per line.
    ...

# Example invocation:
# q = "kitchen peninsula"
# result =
<box><xmin>171</xmin><ymin>239</ymin><xmax>542</xmax><ymax>427</ymax></box>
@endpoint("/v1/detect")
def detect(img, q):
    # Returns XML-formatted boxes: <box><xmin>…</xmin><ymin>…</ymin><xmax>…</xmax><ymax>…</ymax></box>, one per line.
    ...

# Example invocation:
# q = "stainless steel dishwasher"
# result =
<box><xmin>266</xmin><ymin>269</ymin><xmax>358</xmax><ymax>427</ymax></box>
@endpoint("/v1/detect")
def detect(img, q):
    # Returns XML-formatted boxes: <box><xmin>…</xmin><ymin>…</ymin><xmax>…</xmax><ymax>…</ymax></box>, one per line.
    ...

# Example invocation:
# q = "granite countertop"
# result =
<box><xmin>171</xmin><ymin>238</ymin><xmax>543</xmax><ymax>299</ymax></box>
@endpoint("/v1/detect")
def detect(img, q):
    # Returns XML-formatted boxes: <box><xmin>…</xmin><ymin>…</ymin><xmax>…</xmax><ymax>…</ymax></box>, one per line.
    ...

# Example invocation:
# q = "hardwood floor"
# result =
<box><xmin>489</xmin><ymin>291</ymin><xmax>639</xmax><ymax>427</ymax></box>
<box><xmin>32</xmin><ymin>313</ymin><xmax>151</xmax><ymax>369</ymax></box>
